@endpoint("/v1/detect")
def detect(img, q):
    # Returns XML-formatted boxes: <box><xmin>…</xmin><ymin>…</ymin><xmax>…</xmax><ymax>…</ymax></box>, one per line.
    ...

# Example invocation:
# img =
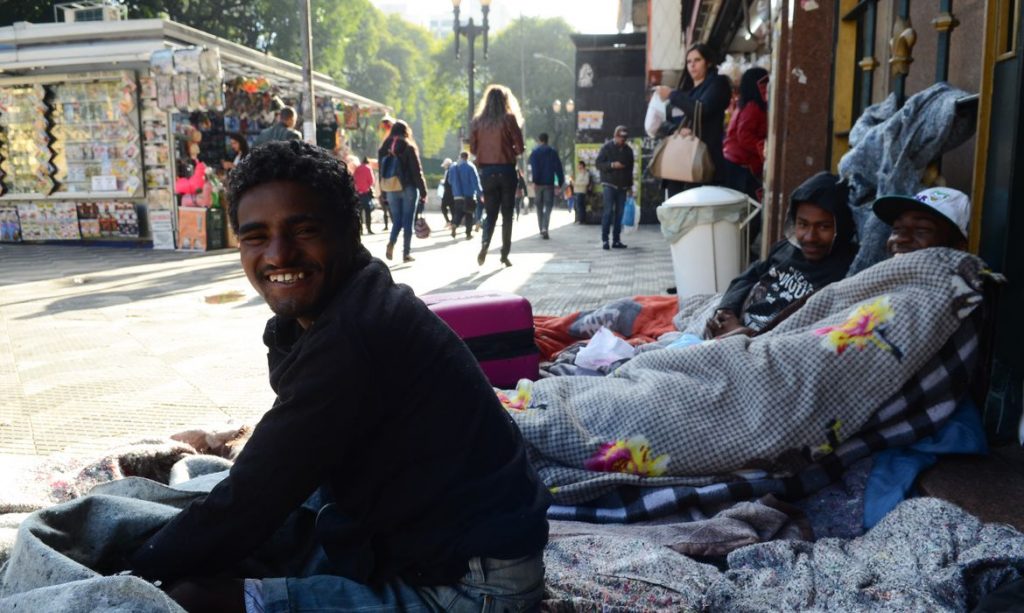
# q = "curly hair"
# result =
<box><xmin>226</xmin><ymin>140</ymin><xmax>358</xmax><ymax>233</ymax></box>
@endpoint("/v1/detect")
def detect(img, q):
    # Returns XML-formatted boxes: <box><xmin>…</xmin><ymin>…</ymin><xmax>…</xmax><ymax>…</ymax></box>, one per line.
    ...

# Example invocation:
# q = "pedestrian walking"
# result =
<box><xmin>353</xmin><ymin>156</ymin><xmax>376</xmax><ymax>235</ymax></box>
<box><xmin>439</xmin><ymin>158</ymin><xmax>454</xmax><ymax>227</ymax></box>
<box><xmin>574</xmin><ymin>160</ymin><xmax>593</xmax><ymax>224</ymax></box>
<box><xmin>448</xmin><ymin>151</ymin><xmax>482</xmax><ymax>239</ymax></box>
<box><xmin>527</xmin><ymin>133</ymin><xmax>564</xmax><ymax>240</ymax></box>
<box><xmin>514</xmin><ymin>167</ymin><xmax>528</xmax><ymax>220</ymax></box>
<box><xmin>595</xmin><ymin>125</ymin><xmax>634</xmax><ymax>250</ymax></box>
<box><xmin>378</xmin><ymin>120</ymin><xmax>428</xmax><ymax>263</ymax></box>
<box><xmin>469</xmin><ymin>84</ymin><xmax>525</xmax><ymax>267</ymax></box>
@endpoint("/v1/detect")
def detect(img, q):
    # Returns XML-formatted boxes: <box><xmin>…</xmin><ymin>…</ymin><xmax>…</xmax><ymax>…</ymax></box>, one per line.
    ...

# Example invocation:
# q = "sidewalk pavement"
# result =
<box><xmin>0</xmin><ymin>208</ymin><xmax>678</xmax><ymax>459</ymax></box>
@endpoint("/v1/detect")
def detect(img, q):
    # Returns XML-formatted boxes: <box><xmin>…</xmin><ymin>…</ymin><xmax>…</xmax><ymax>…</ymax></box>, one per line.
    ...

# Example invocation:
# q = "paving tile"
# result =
<box><xmin>0</xmin><ymin>211</ymin><xmax>687</xmax><ymax>456</ymax></box>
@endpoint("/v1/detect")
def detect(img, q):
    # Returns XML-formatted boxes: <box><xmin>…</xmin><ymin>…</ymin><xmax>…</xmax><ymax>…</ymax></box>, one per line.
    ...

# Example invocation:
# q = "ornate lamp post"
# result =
<box><xmin>452</xmin><ymin>0</ymin><xmax>491</xmax><ymax>138</ymax></box>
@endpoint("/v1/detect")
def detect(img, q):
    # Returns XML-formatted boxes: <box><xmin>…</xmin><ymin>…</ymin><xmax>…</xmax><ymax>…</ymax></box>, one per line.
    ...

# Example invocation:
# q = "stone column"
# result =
<box><xmin>761</xmin><ymin>0</ymin><xmax>839</xmax><ymax>249</ymax></box>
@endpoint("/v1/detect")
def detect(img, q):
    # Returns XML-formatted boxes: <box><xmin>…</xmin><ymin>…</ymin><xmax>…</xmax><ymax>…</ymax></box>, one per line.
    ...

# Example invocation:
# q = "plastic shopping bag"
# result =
<box><xmin>575</xmin><ymin>326</ymin><xmax>636</xmax><ymax>370</ymax></box>
<box><xmin>644</xmin><ymin>95</ymin><xmax>667</xmax><ymax>138</ymax></box>
<box><xmin>621</xmin><ymin>197</ymin><xmax>639</xmax><ymax>233</ymax></box>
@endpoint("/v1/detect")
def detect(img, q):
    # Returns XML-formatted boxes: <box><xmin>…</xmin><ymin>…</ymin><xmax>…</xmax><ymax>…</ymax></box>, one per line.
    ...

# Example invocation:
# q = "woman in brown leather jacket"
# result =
<box><xmin>469</xmin><ymin>85</ymin><xmax>525</xmax><ymax>267</ymax></box>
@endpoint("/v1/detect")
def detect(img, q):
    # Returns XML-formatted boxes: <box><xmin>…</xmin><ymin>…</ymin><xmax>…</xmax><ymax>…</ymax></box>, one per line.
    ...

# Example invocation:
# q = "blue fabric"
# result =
<box><xmin>863</xmin><ymin>397</ymin><xmax>988</xmax><ymax>529</ymax></box>
<box><xmin>448</xmin><ymin>161</ymin><xmax>482</xmax><ymax>200</ymax></box>
<box><xmin>478</xmin><ymin>164</ymin><xmax>516</xmax><ymax>180</ymax></box>
<box><xmin>621</xmin><ymin>196</ymin><xmax>637</xmax><ymax>226</ymax></box>
<box><xmin>528</xmin><ymin>144</ymin><xmax>564</xmax><ymax>186</ymax></box>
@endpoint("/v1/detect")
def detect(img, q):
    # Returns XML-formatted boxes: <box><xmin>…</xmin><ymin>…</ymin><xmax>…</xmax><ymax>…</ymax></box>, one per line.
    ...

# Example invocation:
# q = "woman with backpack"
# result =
<box><xmin>378</xmin><ymin>120</ymin><xmax>428</xmax><ymax>263</ymax></box>
<box><xmin>469</xmin><ymin>84</ymin><xmax>525</xmax><ymax>267</ymax></box>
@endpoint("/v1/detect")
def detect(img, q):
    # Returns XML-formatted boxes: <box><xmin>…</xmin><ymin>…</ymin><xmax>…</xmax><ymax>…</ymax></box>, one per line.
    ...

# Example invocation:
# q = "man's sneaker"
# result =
<box><xmin>541</xmin><ymin>231</ymin><xmax>550</xmax><ymax>239</ymax></box>
<box><xmin>602</xmin><ymin>242</ymin><xmax>610</xmax><ymax>250</ymax></box>
<box><xmin>612</xmin><ymin>242</ymin><xmax>628</xmax><ymax>249</ymax></box>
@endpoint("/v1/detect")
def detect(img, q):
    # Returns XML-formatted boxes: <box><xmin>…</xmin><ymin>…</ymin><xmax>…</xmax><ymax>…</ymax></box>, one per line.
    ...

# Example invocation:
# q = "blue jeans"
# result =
<box><xmin>535</xmin><ymin>185</ymin><xmax>555</xmax><ymax>234</ymax></box>
<box><xmin>386</xmin><ymin>186</ymin><xmax>418</xmax><ymax>257</ymax></box>
<box><xmin>259</xmin><ymin>553</ymin><xmax>545</xmax><ymax>612</ymax></box>
<box><xmin>601</xmin><ymin>184</ymin><xmax>627</xmax><ymax>243</ymax></box>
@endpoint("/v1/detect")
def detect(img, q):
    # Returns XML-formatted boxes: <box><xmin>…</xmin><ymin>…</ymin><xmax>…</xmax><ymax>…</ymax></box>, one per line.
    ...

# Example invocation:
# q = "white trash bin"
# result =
<box><xmin>656</xmin><ymin>186</ymin><xmax>751</xmax><ymax>298</ymax></box>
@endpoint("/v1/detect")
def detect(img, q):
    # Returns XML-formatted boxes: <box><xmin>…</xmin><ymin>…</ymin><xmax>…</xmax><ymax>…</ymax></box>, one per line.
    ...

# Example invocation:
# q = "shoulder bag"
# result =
<box><xmin>650</xmin><ymin>101</ymin><xmax>715</xmax><ymax>184</ymax></box>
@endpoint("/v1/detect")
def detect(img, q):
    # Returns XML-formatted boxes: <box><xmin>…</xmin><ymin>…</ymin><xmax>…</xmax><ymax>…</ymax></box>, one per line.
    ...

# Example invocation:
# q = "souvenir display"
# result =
<box><xmin>50</xmin><ymin>74</ymin><xmax>143</xmax><ymax>196</ymax></box>
<box><xmin>149</xmin><ymin>49</ymin><xmax>175</xmax><ymax>75</ymax></box>
<box><xmin>172</xmin><ymin>74</ymin><xmax>190</xmax><ymax>109</ymax></box>
<box><xmin>76</xmin><ymin>201</ymin><xmax>138</xmax><ymax>238</ymax></box>
<box><xmin>139</xmin><ymin>76</ymin><xmax>172</xmax><ymax>198</ymax></box>
<box><xmin>76</xmin><ymin>202</ymin><xmax>101</xmax><ymax>238</ymax></box>
<box><xmin>0</xmin><ymin>204</ymin><xmax>21</xmax><ymax>242</ymax></box>
<box><xmin>155</xmin><ymin>76</ymin><xmax>174</xmax><ymax>109</ymax></box>
<box><xmin>16</xmin><ymin>202</ymin><xmax>81</xmax><ymax>240</ymax></box>
<box><xmin>0</xmin><ymin>84</ymin><xmax>56</xmax><ymax>195</ymax></box>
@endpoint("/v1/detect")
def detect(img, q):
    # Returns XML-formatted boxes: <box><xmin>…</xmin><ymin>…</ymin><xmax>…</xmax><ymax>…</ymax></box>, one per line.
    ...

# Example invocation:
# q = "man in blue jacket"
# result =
<box><xmin>448</xmin><ymin>151</ymin><xmax>483</xmax><ymax>240</ymax></box>
<box><xmin>527</xmin><ymin>133</ymin><xmax>565</xmax><ymax>240</ymax></box>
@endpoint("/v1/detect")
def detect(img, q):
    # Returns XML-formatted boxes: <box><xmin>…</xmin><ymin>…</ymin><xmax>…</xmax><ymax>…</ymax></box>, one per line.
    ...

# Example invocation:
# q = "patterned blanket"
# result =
<box><xmin>511</xmin><ymin>249</ymin><xmax>986</xmax><ymax>508</ymax></box>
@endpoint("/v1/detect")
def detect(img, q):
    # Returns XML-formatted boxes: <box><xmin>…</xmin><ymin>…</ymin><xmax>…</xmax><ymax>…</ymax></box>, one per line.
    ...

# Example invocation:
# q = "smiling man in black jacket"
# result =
<box><xmin>706</xmin><ymin>172</ymin><xmax>857</xmax><ymax>338</ymax></box>
<box><xmin>130</xmin><ymin>141</ymin><xmax>551</xmax><ymax>612</ymax></box>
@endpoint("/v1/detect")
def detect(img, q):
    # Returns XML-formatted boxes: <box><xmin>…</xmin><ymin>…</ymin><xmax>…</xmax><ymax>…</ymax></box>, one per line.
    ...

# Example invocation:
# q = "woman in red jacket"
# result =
<box><xmin>721</xmin><ymin>67</ymin><xmax>769</xmax><ymax>201</ymax></box>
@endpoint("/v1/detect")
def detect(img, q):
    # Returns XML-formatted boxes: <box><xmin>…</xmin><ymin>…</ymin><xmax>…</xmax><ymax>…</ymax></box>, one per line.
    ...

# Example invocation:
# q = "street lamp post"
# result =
<box><xmin>453</xmin><ymin>0</ymin><xmax>491</xmax><ymax>138</ymax></box>
<box><xmin>549</xmin><ymin>98</ymin><xmax>575</xmax><ymax>173</ymax></box>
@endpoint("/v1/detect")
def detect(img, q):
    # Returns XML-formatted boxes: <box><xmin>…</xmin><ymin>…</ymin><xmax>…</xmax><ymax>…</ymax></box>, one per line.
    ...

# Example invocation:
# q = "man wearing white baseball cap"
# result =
<box><xmin>872</xmin><ymin>186</ymin><xmax>970</xmax><ymax>256</ymax></box>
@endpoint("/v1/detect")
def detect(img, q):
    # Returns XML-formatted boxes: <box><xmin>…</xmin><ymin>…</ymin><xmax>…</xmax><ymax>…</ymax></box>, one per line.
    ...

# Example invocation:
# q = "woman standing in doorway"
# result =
<box><xmin>378</xmin><ymin>120</ymin><xmax>428</xmax><ymax>263</ymax></box>
<box><xmin>469</xmin><ymin>84</ymin><xmax>525</xmax><ymax>267</ymax></box>
<box><xmin>655</xmin><ymin>43</ymin><xmax>732</xmax><ymax>197</ymax></box>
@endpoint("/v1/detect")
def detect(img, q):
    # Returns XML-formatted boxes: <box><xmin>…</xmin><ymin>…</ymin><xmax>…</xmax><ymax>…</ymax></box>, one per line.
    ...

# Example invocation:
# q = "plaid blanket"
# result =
<box><xmin>510</xmin><ymin>248</ymin><xmax>986</xmax><ymax>514</ymax></box>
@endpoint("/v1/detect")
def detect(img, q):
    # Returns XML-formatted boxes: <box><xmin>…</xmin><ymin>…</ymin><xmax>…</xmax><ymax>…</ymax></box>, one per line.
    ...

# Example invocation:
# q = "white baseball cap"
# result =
<box><xmin>872</xmin><ymin>187</ymin><xmax>970</xmax><ymax>239</ymax></box>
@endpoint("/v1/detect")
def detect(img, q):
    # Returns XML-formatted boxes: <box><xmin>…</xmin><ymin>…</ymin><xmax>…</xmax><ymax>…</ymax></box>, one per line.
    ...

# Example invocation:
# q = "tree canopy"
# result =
<box><xmin>0</xmin><ymin>1</ymin><xmax>577</xmax><ymax>159</ymax></box>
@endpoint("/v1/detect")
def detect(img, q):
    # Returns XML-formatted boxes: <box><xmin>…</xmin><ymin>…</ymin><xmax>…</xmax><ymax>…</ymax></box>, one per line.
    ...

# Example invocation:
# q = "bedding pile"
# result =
<box><xmin>513</xmin><ymin>249</ymin><xmax>985</xmax><ymax>514</ymax></box>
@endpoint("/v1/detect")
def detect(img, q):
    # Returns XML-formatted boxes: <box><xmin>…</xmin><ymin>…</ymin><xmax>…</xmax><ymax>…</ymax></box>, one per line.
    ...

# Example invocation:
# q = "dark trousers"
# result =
<box><xmin>357</xmin><ymin>193</ymin><xmax>373</xmax><ymax>233</ymax></box>
<box><xmin>481</xmin><ymin>170</ymin><xmax>517</xmax><ymax>259</ymax></box>
<box><xmin>601</xmin><ymin>184</ymin><xmax>627</xmax><ymax>244</ymax></box>
<box><xmin>451</xmin><ymin>197</ymin><xmax>474</xmax><ymax>236</ymax></box>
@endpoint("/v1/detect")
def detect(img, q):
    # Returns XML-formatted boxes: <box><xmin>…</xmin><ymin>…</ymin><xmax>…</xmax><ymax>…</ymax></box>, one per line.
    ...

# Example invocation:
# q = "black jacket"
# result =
<box><xmin>595</xmin><ymin>140</ymin><xmax>635</xmax><ymax>188</ymax></box>
<box><xmin>668</xmin><ymin>69</ymin><xmax>732</xmax><ymax>182</ymax></box>
<box><xmin>719</xmin><ymin>172</ymin><xmax>857</xmax><ymax>330</ymax></box>
<box><xmin>132</xmin><ymin>248</ymin><xmax>550</xmax><ymax>586</ymax></box>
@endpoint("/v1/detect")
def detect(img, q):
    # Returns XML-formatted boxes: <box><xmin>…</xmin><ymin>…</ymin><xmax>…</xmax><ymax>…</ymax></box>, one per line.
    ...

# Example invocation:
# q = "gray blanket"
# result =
<box><xmin>2</xmin><ymin>445</ymin><xmax>1021</xmax><ymax>610</ymax></box>
<box><xmin>543</xmin><ymin>498</ymin><xmax>1024</xmax><ymax>611</ymax></box>
<box><xmin>512</xmin><ymin>249</ymin><xmax>984</xmax><ymax>504</ymax></box>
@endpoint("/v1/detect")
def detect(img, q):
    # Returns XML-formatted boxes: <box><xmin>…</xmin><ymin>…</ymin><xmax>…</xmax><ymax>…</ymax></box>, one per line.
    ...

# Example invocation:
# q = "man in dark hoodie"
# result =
<box><xmin>130</xmin><ymin>141</ymin><xmax>550</xmax><ymax>612</ymax></box>
<box><xmin>706</xmin><ymin>172</ymin><xmax>857</xmax><ymax>338</ymax></box>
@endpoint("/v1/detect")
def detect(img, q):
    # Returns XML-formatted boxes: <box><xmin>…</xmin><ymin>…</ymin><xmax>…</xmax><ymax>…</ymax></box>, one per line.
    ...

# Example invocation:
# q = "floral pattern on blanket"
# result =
<box><xmin>814</xmin><ymin>296</ymin><xmax>903</xmax><ymax>360</ymax></box>
<box><xmin>584</xmin><ymin>436</ymin><xmax>669</xmax><ymax>477</ymax></box>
